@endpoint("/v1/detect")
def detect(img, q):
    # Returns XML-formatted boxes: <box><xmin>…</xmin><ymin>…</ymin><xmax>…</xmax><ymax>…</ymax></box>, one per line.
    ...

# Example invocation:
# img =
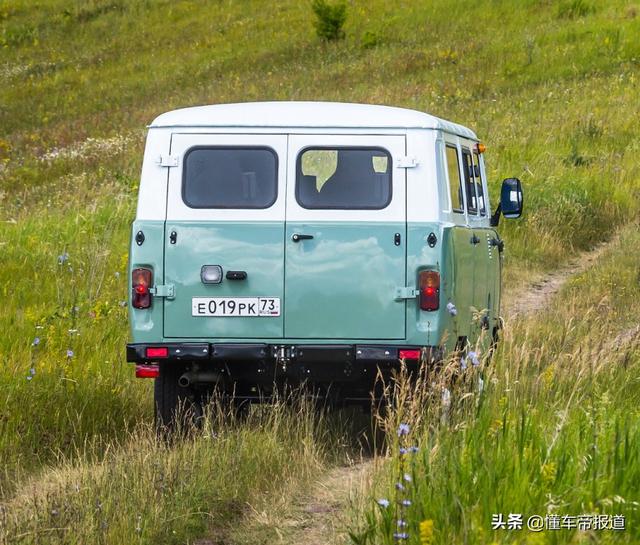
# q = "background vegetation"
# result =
<box><xmin>1</xmin><ymin>0</ymin><xmax>639</xmax><ymax>543</ymax></box>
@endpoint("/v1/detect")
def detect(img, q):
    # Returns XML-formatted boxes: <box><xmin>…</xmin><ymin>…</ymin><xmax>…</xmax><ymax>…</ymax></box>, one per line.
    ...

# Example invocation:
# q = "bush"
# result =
<box><xmin>311</xmin><ymin>0</ymin><xmax>347</xmax><ymax>41</ymax></box>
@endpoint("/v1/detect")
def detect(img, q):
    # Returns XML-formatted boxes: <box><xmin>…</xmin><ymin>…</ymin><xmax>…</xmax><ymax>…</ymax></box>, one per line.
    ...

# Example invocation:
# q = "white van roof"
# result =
<box><xmin>149</xmin><ymin>101</ymin><xmax>477</xmax><ymax>139</ymax></box>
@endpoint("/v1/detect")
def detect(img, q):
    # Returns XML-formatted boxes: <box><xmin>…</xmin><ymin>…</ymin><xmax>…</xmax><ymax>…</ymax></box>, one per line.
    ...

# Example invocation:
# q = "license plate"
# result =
<box><xmin>192</xmin><ymin>297</ymin><xmax>280</xmax><ymax>317</ymax></box>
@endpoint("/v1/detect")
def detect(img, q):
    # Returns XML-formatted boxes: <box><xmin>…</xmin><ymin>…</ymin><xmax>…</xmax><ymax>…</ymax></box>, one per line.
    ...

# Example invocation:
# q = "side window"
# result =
<box><xmin>445</xmin><ymin>145</ymin><xmax>464</xmax><ymax>213</ymax></box>
<box><xmin>296</xmin><ymin>148</ymin><xmax>391</xmax><ymax>210</ymax></box>
<box><xmin>183</xmin><ymin>147</ymin><xmax>278</xmax><ymax>209</ymax></box>
<box><xmin>461</xmin><ymin>149</ymin><xmax>478</xmax><ymax>215</ymax></box>
<box><xmin>472</xmin><ymin>152</ymin><xmax>486</xmax><ymax>216</ymax></box>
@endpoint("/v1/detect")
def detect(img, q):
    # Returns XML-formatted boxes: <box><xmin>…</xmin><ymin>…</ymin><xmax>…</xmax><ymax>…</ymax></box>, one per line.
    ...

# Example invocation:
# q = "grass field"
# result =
<box><xmin>1</xmin><ymin>0</ymin><xmax>639</xmax><ymax>543</ymax></box>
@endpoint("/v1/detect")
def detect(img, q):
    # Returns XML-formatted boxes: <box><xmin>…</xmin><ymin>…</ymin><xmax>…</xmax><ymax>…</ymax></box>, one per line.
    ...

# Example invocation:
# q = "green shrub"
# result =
<box><xmin>557</xmin><ymin>0</ymin><xmax>595</xmax><ymax>19</ymax></box>
<box><xmin>311</xmin><ymin>0</ymin><xmax>347</xmax><ymax>41</ymax></box>
<box><xmin>361</xmin><ymin>30</ymin><xmax>380</xmax><ymax>49</ymax></box>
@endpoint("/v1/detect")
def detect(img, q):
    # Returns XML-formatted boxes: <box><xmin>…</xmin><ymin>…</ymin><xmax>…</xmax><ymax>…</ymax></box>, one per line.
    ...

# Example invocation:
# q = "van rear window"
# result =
<box><xmin>296</xmin><ymin>148</ymin><xmax>391</xmax><ymax>210</ymax></box>
<box><xmin>182</xmin><ymin>147</ymin><xmax>277</xmax><ymax>209</ymax></box>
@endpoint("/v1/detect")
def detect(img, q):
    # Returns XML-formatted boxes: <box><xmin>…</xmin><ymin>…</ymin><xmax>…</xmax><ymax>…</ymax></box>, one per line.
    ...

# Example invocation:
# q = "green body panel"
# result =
<box><xmin>128</xmin><ymin>220</ymin><xmax>165</xmax><ymax>343</ymax></box>
<box><xmin>284</xmin><ymin>222</ymin><xmax>406</xmax><ymax>340</ymax></box>
<box><xmin>448</xmin><ymin>225</ymin><xmax>475</xmax><ymax>342</ymax></box>
<box><xmin>128</xmin><ymin>221</ymin><xmax>502</xmax><ymax>351</ymax></box>
<box><xmin>474</xmin><ymin>226</ymin><xmax>502</xmax><ymax>348</ymax></box>
<box><xmin>163</xmin><ymin>221</ymin><xmax>284</xmax><ymax>339</ymax></box>
<box><xmin>405</xmin><ymin>222</ymin><xmax>445</xmax><ymax>347</ymax></box>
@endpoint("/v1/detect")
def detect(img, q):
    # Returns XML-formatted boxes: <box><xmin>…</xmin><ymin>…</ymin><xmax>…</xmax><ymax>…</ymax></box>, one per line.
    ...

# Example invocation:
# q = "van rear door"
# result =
<box><xmin>285</xmin><ymin>135</ymin><xmax>407</xmax><ymax>340</ymax></box>
<box><xmin>163</xmin><ymin>134</ymin><xmax>287</xmax><ymax>339</ymax></box>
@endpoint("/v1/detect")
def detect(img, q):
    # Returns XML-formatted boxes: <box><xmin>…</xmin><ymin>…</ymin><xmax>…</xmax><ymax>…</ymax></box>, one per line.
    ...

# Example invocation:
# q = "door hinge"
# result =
<box><xmin>157</xmin><ymin>154</ymin><xmax>179</xmax><ymax>167</ymax></box>
<box><xmin>396</xmin><ymin>156</ymin><xmax>419</xmax><ymax>168</ymax></box>
<box><xmin>149</xmin><ymin>284</ymin><xmax>175</xmax><ymax>299</ymax></box>
<box><xmin>395</xmin><ymin>287</ymin><xmax>419</xmax><ymax>300</ymax></box>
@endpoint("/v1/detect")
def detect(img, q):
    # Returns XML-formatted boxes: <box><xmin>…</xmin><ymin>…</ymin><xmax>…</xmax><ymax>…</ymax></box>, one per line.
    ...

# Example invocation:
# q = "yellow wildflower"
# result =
<box><xmin>419</xmin><ymin>519</ymin><xmax>434</xmax><ymax>545</ymax></box>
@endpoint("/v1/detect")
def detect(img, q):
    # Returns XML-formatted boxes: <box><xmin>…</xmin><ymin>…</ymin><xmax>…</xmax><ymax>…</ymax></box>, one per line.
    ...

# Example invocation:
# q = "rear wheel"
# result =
<box><xmin>154</xmin><ymin>362</ymin><xmax>201</xmax><ymax>435</ymax></box>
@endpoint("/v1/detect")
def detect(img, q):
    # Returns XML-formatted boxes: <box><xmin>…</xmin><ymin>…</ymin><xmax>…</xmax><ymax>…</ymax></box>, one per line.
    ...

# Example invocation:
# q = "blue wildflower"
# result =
<box><xmin>460</xmin><ymin>356</ymin><xmax>467</xmax><ymax>371</ymax></box>
<box><xmin>397</xmin><ymin>423</ymin><xmax>410</xmax><ymax>437</ymax></box>
<box><xmin>66</xmin><ymin>349</ymin><xmax>74</xmax><ymax>358</ymax></box>
<box><xmin>397</xmin><ymin>520</ymin><xmax>408</xmax><ymax>528</ymax></box>
<box><xmin>469</xmin><ymin>351</ymin><xmax>480</xmax><ymax>367</ymax></box>
<box><xmin>57</xmin><ymin>253</ymin><xmax>69</xmax><ymax>265</ymax></box>
<box><xmin>395</xmin><ymin>482</ymin><xmax>405</xmax><ymax>491</ymax></box>
<box><xmin>446</xmin><ymin>302</ymin><xmax>457</xmax><ymax>316</ymax></box>
<box><xmin>403</xmin><ymin>473</ymin><xmax>412</xmax><ymax>482</ymax></box>
<box><xmin>409</xmin><ymin>446</ymin><xmax>419</xmax><ymax>453</ymax></box>
<box><xmin>399</xmin><ymin>447</ymin><xmax>408</xmax><ymax>455</ymax></box>
<box><xmin>377</xmin><ymin>498</ymin><xmax>390</xmax><ymax>508</ymax></box>
<box><xmin>401</xmin><ymin>499</ymin><xmax>412</xmax><ymax>506</ymax></box>
<box><xmin>393</xmin><ymin>532</ymin><xmax>409</xmax><ymax>540</ymax></box>
<box><xmin>29</xmin><ymin>368</ymin><xmax>35</xmax><ymax>376</ymax></box>
<box><xmin>32</xmin><ymin>337</ymin><xmax>40</xmax><ymax>346</ymax></box>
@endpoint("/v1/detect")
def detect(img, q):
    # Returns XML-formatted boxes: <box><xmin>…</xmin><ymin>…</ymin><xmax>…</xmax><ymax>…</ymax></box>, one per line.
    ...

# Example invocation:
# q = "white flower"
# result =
<box><xmin>446</xmin><ymin>302</ymin><xmax>457</xmax><ymax>316</ymax></box>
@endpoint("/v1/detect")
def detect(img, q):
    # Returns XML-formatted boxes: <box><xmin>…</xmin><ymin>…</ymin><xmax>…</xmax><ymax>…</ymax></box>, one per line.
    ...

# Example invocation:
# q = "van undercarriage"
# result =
<box><xmin>127</xmin><ymin>342</ymin><xmax>442</xmax><ymax>402</ymax></box>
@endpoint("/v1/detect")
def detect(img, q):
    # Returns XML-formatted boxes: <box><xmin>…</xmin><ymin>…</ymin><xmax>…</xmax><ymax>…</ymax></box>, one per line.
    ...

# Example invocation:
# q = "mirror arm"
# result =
<box><xmin>490</xmin><ymin>203</ymin><xmax>502</xmax><ymax>227</ymax></box>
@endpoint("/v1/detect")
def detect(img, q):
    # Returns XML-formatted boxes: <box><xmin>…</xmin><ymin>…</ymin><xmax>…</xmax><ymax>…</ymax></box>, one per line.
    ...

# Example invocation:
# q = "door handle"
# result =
<box><xmin>292</xmin><ymin>233</ymin><xmax>314</xmax><ymax>242</ymax></box>
<box><xmin>226</xmin><ymin>270</ymin><xmax>247</xmax><ymax>280</ymax></box>
<box><xmin>470</xmin><ymin>234</ymin><xmax>480</xmax><ymax>245</ymax></box>
<box><xmin>490</xmin><ymin>237</ymin><xmax>505</xmax><ymax>253</ymax></box>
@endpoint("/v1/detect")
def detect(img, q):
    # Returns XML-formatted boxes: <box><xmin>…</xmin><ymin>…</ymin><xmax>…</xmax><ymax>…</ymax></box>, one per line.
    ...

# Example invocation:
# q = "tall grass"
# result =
<box><xmin>0</xmin><ymin>400</ymin><xmax>337</xmax><ymax>545</ymax></box>
<box><xmin>355</xmin><ymin>222</ymin><xmax>640</xmax><ymax>544</ymax></box>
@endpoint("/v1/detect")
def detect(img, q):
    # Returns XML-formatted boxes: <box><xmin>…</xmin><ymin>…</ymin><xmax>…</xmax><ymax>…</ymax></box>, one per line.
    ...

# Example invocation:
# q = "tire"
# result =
<box><xmin>154</xmin><ymin>362</ymin><xmax>201</xmax><ymax>436</ymax></box>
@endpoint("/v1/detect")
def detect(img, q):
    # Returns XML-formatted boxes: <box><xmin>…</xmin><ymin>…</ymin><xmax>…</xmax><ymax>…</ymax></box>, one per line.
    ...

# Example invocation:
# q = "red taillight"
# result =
<box><xmin>419</xmin><ymin>270</ymin><xmax>440</xmax><ymax>311</ymax></box>
<box><xmin>399</xmin><ymin>349</ymin><xmax>421</xmax><ymax>360</ymax></box>
<box><xmin>146</xmin><ymin>347</ymin><xmax>168</xmax><ymax>358</ymax></box>
<box><xmin>135</xmin><ymin>364</ymin><xmax>159</xmax><ymax>378</ymax></box>
<box><xmin>132</xmin><ymin>267</ymin><xmax>152</xmax><ymax>309</ymax></box>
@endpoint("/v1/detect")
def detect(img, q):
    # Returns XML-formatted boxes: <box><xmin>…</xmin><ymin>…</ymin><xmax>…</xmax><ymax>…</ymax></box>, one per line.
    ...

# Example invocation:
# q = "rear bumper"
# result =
<box><xmin>127</xmin><ymin>342</ymin><xmax>442</xmax><ymax>384</ymax></box>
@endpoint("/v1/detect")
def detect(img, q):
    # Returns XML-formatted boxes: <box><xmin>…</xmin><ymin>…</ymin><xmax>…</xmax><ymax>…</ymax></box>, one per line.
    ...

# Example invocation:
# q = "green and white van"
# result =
<box><xmin>126</xmin><ymin>102</ymin><xmax>523</xmax><ymax>425</ymax></box>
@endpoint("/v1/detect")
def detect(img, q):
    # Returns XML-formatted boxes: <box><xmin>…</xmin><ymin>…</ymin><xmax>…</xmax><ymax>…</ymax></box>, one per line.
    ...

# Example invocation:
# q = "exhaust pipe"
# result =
<box><xmin>178</xmin><ymin>370</ymin><xmax>221</xmax><ymax>388</ymax></box>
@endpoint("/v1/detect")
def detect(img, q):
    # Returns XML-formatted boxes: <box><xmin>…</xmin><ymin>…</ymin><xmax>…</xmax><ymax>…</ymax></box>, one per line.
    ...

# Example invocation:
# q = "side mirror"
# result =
<box><xmin>490</xmin><ymin>178</ymin><xmax>523</xmax><ymax>226</ymax></box>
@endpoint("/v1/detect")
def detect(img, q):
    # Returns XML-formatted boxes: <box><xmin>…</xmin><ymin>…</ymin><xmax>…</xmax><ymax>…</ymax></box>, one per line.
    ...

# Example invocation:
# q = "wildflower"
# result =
<box><xmin>401</xmin><ymin>499</ymin><xmax>412</xmax><ymax>506</ymax></box>
<box><xmin>68</xmin><ymin>329</ymin><xmax>78</xmax><ymax>335</ymax></box>
<box><xmin>377</xmin><ymin>498</ymin><xmax>390</xmax><ymax>508</ymax></box>
<box><xmin>29</xmin><ymin>368</ymin><xmax>35</xmax><ymax>376</ymax></box>
<box><xmin>66</xmin><ymin>349</ymin><xmax>74</xmax><ymax>358</ymax></box>
<box><xmin>446</xmin><ymin>302</ymin><xmax>457</xmax><ymax>316</ymax></box>
<box><xmin>399</xmin><ymin>447</ymin><xmax>408</xmax><ymax>455</ymax></box>
<box><xmin>26</xmin><ymin>375</ymin><xmax>32</xmax><ymax>381</ymax></box>
<box><xmin>57</xmin><ymin>253</ymin><xmax>69</xmax><ymax>265</ymax></box>
<box><xmin>419</xmin><ymin>519</ymin><xmax>434</xmax><ymax>545</ymax></box>
<box><xmin>403</xmin><ymin>473</ymin><xmax>412</xmax><ymax>482</ymax></box>
<box><xmin>460</xmin><ymin>356</ymin><xmax>467</xmax><ymax>371</ymax></box>
<box><xmin>409</xmin><ymin>446</ymin><xmax>419</xmax><ymax>453</ymax></box>
<box><xmin>395</xmin><ymin>482</ymin><xmax>405</xmax><ymax>491</ymax></box>
<box><xmin>468</xmin><ymin>351</ymin><xmax>480</xmax><ymax>367</ymax></box>
<box><xmin>397</xmin><ymin>519</ymin><xmax>408</xmax><ymax>528</ymax></box>
<box><xmin>32</xmin><ymin>337</ymin><xmax>40</xmax><ymax>346</ymax></box>
<box><xmin>393</xmin><ymin>532</ymin><xmax>409</xmax><ymax>540</ymax></box>
<box><xmin>397</xmin><ymin>423</ymin><xmax>410</xmax><ymax>437</ymax></box>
